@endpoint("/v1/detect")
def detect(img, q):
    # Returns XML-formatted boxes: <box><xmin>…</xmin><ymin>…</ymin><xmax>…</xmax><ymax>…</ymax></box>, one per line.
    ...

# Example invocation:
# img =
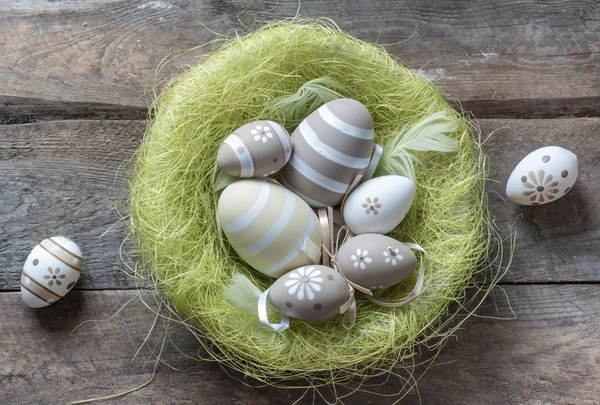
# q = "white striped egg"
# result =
<box><xmin>21</xmin><ymin>236</ymin><xmax>82</xmax><ymax>308</ymax></box>
<box><xmin>281</xmin><ymin>98</ymin><xmax>375</xmax><ymax>207</ymax></box>
<box><xmin>218</xmin><ymin>180</ymin><xmax>321</xmax><ymax>278</ymax></box>
<box><xmin>217</xmin><ymin>121</ymin><xmax>292</xmax><ymax>178</ymax></box>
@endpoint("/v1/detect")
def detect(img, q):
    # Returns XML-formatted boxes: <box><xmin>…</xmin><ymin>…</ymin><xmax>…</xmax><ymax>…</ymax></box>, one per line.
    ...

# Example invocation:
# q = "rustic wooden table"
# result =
<box><xmin>1</xmin><ymin>1</ymin><xmax>598</xmax><ymax>404</ymax></box>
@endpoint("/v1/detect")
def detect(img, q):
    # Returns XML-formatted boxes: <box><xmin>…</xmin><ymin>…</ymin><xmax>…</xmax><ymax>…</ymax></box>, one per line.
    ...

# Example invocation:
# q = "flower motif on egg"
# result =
<box><xmin>362</xmin><ymin>197</ymin><xmax>382</xmax><ymax>215</ymax></box>
<box><xmin>43</xmin><ymin>267</ymin><xmax>65</xmax><ymax>286</ymax></box>
<box><xmin>350</xmin><ymin>249</ymin><xmax>372</xmax><ymax>270</ymax></box>
<box><xmin>521</xmin><ymin>170</ymin><xmax>560</xmax><ymax>204</ymax></box>
<box><xmin>383</xmin><ymin>247</ymin><xmax>403</xmax><ymax>266</ymax></box>
<box><xmin>284</xmin><ymin>266</ymin><xmax>323</xmax><ymax>301</ymax></box>
<box><xmin>251</xmin><ymin>125</ymin><xmax>273</xmax><ymax>144</ymax></box>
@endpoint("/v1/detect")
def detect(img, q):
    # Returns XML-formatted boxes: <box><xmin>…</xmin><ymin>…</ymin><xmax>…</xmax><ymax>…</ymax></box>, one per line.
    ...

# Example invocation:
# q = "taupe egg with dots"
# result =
<box><xmin>268</xmin><ymin>265</ymin><xmax>350</xmax><ymax>321</ymax></box>
<box><xmin>217</xmin><ymin>120</ymin><xmax>292</xmax><ymax>178</ymax></box>
<box><xmin>336</xmin><ymin>234</ymin><xmax>417</xmax><ymax>290</ymax></box>
<box><xmin>21</xmin><ymin>236</ymin><xmax>82</xmax><ymax>308</ymax></box>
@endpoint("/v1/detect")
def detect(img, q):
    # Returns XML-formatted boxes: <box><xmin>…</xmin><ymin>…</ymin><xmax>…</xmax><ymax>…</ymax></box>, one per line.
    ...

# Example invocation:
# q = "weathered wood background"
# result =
<box><xmin>1</xmin><ymin>1</ymin><xmax>598</xmax><ymax>404</ymax></box>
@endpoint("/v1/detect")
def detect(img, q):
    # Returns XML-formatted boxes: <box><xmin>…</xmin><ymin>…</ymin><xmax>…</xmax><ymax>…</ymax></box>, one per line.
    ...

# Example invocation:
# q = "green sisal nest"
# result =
<box><xmin>129</xmin><ymin>19</ymin><xmax>503</xmax><ymax>395</ymax></box>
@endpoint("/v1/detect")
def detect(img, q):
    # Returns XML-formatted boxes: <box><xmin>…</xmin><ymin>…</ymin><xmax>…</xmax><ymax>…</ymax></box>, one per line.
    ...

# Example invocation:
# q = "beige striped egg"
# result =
<box><xmin>217</xmin><ymin>120</ymin><xmax>292</xmax><ymax>178</ymax></box>
<box><xmin>281</xmin><ymin>98</ymin><xmax>375</xmax><ymax>207</ymax></box>
<box><xmin>218</xmin><ymin>179</ymin><xmax>321</xmax><ymax>278</ymax></box>
<box><xmin>21</xmin><ymin>236</ymin><xmax>82</xmax><ymax>308</ymax></box>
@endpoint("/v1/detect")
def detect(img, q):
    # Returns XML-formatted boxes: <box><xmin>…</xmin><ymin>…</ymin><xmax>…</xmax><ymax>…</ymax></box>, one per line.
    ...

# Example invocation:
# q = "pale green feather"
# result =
<box><xmin>269</xmin><ymin>77</ymin><xmax>346</xmax><ymax>125</ymax></box>
<box><xmin>380</xmin><ymin>111</ymin><xmax>460</xmax><ymax>181</ymax></box>
<box><xmin>222</xmin><ymin>272</ymin><xmax>277</xmax><ymax>316</ymax></box>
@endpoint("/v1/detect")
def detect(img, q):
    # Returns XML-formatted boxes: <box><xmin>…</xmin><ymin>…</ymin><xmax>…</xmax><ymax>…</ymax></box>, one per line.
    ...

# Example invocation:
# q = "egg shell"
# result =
<box><xmin>343</xmin><ymin>175</ymin><xmax>415</xmax><ymax>235</ymax></box>
<box><xmin>281</xmin><ymin>98</ymin><xmax>375</xmax><ymax>207</ymax></box>
<box><xmin>21</xmin><ymin>236</ymin><xmax>82</xmax><ymax>308</ymax></box>
<box><xmin>336</xmin><ymin>234</ymin><xmax>416</xmax><ymax>290</ymax></box>
<box><xmin>218</xmin><ymin>180</ymin><xmax>321</xmax><ymax>278</ymax></box>
<box><xmin>217</xmin><ymin>120</ymin><xmax>292</xmax><ymax>178</ymax></box>
<box><xmin>506</xmin><ymin>146</ymin><xmax>578</xmax><ymax>206</ymax></box>
<box><xmin>269</xmin><ymin>265</ymin><xmax>350</xmax><ymax>321</ymax></box>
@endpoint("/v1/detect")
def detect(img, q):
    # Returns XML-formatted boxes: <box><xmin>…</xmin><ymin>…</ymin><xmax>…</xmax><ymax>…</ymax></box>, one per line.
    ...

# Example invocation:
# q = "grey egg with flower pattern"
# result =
<box><xmin>269</xmin><ymin>265</ymin><xmax>350</xmax><ymax>321</ymax></box>
<box><xmin>21</xmin><ymin>236</ymin><xmax>83</xmax><ymax>308</ymax></box>
<box><xmin>336</xmin><ymin>234</ymin><xmax>416</xmax><ymax>290</ymax></box>
<box><xmin>217</xmin><ymin>120</ymin><xmax>293</xmax><ymax>178</ymax></box>
<box><xmin>281</xmin><ymin>98</ymin><xmax>375</xmax><ymax>207</ymax></box>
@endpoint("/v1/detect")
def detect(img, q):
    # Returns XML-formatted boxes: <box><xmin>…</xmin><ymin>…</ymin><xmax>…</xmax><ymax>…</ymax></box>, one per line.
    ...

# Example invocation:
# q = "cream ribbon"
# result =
<box><xmin>257</xmin><ymin>284</ymin><xmax>357</xmax><ymax>332</ymax></box>
<box><xmin>258</xmin><ymin>288</ymin><xmax>290</xmax><ymax>332</ymax></box>
<box><xmin>362</xmin><ymin>143</ymin><xmax>383</xmax><ymax>182</ymax></box>
<box><xmin>364</xmin><ymin>242</ymin><xmax>429</xmax><ymax>308</ymax></box>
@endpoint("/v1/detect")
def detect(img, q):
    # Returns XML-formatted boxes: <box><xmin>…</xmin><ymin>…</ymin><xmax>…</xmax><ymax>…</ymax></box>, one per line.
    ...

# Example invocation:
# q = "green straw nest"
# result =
<box><xmin>129</xmin><ymin>19</ymin><xmax>504</xmax><ymax>393</ymax></box>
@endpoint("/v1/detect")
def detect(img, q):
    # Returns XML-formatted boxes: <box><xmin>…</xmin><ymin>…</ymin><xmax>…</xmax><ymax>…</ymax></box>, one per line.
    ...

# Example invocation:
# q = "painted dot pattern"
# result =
<box><xmin>521</xmin><ymin>176</ymin><xmax>527</xmax><ymax>182</ymax></box>
<box><xmin>313</xmin><ymin>303</ymin><xmax>322</xmax><ymax>310</ymax></box>
<box><xmin>286</xmin><ymin>301</ymin><xmax>292</xmax><ymax>308</ymax></box>
<box><xmin>561</xmin><ymin>170</ymin><xmax>569</xmax><ymax>178</ymax></box>
<box><xmin>33</xmin><ymin>259</ymin><xmax>39</xmax><ymax>266</ymax></box>
<box><xmin>327</xmin><ymin>275</ymin><xmax>334</xmax><ymax>281</ymax></box>
<box><xmin>542</xmin><ymin>155</ymin><xmax>550</xmax><ymax>163</ymax></box>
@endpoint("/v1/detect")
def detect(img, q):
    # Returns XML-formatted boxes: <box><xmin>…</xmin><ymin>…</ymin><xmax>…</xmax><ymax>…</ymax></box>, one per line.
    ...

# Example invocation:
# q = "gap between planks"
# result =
<box><xmin>2</xmin><ymin>96</ymin><xmax>600</xmax><ymax>125</ymax></box>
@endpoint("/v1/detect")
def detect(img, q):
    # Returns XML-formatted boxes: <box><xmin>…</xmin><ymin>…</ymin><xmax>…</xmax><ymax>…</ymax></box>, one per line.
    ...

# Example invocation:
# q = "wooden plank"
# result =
<box><xmin>1</xmin><ymin>118</ymin><xmax>598</xmax><ymax>290</ymax></box>
<box><xmin>0</xmin><ymin>120</ymin><xmax>146</xmax><ymax>290</ymax></box>
<box><xmin>0</xmin><ymin>0</ymin><xmax>598</xmax><ymax>121</ymax></box>
<box><xmin>483</xmin><ymin>118</ymin><xmax>600</xmax><ymax>283</ymax></box>
<box><xmin>1</xmin><ymin>285</ymin><xmax>598</xmax><ymax>404</ymax></box>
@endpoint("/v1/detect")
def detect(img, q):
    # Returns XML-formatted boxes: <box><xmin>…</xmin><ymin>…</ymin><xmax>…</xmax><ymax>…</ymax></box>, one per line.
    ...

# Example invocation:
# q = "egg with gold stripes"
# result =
<box><xmin>21</xmin><ymin>236</ymin><xmax>82</xmax><ymax>308</ymax></box>
<box><xmin>281</xmin><ymin>98</ymin><xmax>375</xmax><ymax>207</ymax></box>
<box><xmin>217</xmin><ymin>120</ymin><xmax>292</xmax><ymax>178</ymax></box>
<box><xmin>218</xmin><ymin>179</ymin><xmax>321</xmax><ymax>278</ymax></box>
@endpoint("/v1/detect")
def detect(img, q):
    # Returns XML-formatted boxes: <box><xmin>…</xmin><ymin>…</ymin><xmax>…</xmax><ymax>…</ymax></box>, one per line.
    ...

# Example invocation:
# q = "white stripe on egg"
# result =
<box><xmin>224</xmin><ymin>134</ymin><xmax>254</xmax><ymax>177</ymax></box>
<box><xmin>288</xmin><ymin>154</ymin><xmax>349</xmax><ymax>193</ymax></box>
<box><xmin>267</xmin><ymin>121</ymin><xmax>292</xmax><ymax>161</ymax></box>
<box><xmin>298</xmin><ymin>120</ymin><xmax>371</xmax><ymax>169</ymax></box>
<box><xmin>238</xmin><ymin>188</ymin><xmax>297</xmax><ymax>257</ymax></box>
<box><xmin>263</xmin><ymin>205</ymin><xmax>318</xmax><ymax>275</ymax></box>
<box><xmin>222</xmin><ymin>181</ymin><xmax>270</xmax><ymax>233</ymax></box>
<box><xmin>318</xmin><ymin>104</ymin><xmax>375</xmax><ymax>140</ymax></box>
<box><xmin>281</xmin><ymin>179</ymin><xmax>329</xmax><ymax>208</ymax></box>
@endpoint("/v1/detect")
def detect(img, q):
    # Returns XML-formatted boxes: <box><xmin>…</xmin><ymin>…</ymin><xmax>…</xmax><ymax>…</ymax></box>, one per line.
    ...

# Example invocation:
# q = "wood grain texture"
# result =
<box><xmin>0</xmin><ymin>0</ymin><xmax>598</xmax><ymax>121</ymax></box>
<box><xmin>1</xmin><ymin>118</ymin><xmax>598</xmax><ymax>290</ymax></box>
<box><xmin>1</xmin><ymin>285</ymin><xmax>598</xmax><ymax>404</ymax></box>
<box><xmin>0</xmin><ymin>120</ymin><xmax>145</xmax><ymax>290</ymax></box>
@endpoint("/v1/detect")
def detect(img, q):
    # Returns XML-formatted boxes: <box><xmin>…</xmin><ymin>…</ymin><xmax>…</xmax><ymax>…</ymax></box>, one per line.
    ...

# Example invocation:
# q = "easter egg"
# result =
<box><xmin>218</xmin><ymin>179</ymin><xmax>321</xmax><ymax>278</ymax></box>
<box><xmin>506</xmin><ymin>146</ymin><xmax>578</xmax><ymax>206</ymax></box>
<box><xmin>21</xmin><ymin>236</ymin><xmax>82</xmax><ymax>308</ymax></box>
<box><xmin>217</xmin><ymin>120</ymin><xmax>292</xmax><ymax>178</ymax></box>
<box><xmin>269</xmin><ymin>265</ymin><xmax>350</xmax><ymax>321</ymax></box>
<box><xmin>336</xmin><ymin>234</ymin><xmax>416</xmax><ymax>290</ymax></box>
<box><xmin>343</xmin><ymin>175</ymin><xmax>415</xmax><ymax>235</ymax></box>
<box><xmin>281</xmin><ymin>98</ymin><xmax>375</xmax><ymax>208</ymax></box>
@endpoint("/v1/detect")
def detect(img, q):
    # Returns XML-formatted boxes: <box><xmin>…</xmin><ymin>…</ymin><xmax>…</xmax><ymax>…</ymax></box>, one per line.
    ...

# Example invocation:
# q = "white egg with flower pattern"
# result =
<box><xmin>506</xmin><ymin>146</ymin><xmax>578</xmax><ymax>206</ymax></box>
<box><xmin>21</xmin><ymin>236</ymin><xmax>82</xmax><ymax>308</ymax></box>
<box><xmin>343</xmin><ymin>175</ymin><xmax>415</xmax><ymax>235</ymax></box>
<box><xmin>268</xmin><ymin>265</ymin><xmax>350</xmax><ymax>321</ymax></box>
